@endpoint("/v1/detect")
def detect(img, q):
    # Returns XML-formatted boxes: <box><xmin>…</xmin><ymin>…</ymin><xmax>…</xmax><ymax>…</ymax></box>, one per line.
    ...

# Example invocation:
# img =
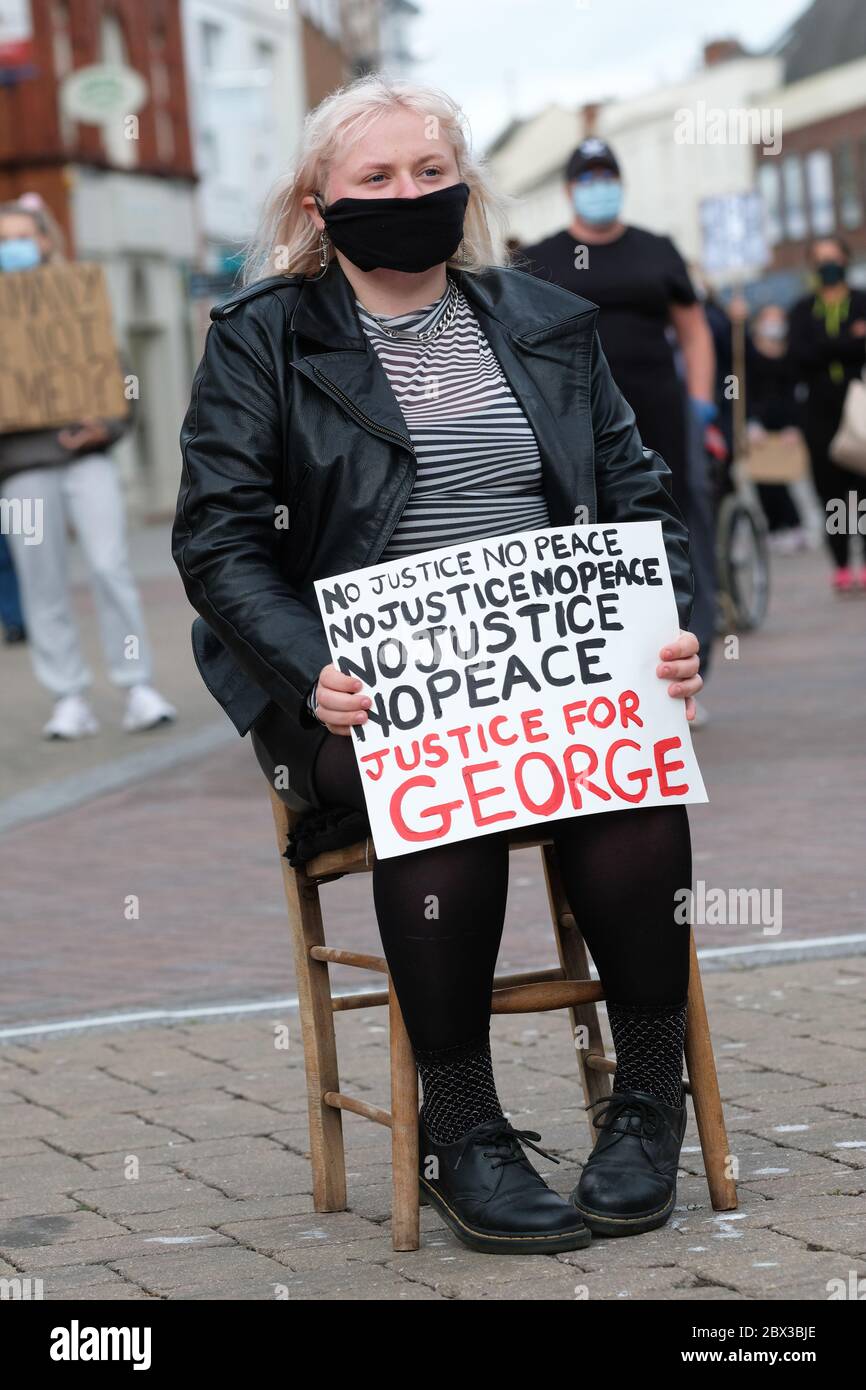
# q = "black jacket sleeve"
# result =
<box><xmin>788</xmin><ymin>295</ymin><xmax>866</xmax><ymax>372</ymax></box>
<box><xmin>172</xmin><ymin>315</ymin><xmax>331</xmax><ymax>727</ymax></box>
<box><xmin>589</xmin><ymin>332</ymin><xmax>694</xmax><ymax>631</ymax></box>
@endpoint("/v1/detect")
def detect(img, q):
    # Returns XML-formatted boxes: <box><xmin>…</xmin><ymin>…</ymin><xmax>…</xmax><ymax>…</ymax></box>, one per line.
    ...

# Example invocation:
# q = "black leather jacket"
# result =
<box><xmin>173</xmin><ymin>258</ymin><xmax>694</xmax><ymax>739</ymax></box>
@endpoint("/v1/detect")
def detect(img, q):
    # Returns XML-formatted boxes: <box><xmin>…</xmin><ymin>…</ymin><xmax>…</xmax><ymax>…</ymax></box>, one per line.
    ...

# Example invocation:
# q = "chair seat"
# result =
<box><xmin>304</xmin><ymin>821</ymin><xmax>556</xmax><ymax>880</ymax></box>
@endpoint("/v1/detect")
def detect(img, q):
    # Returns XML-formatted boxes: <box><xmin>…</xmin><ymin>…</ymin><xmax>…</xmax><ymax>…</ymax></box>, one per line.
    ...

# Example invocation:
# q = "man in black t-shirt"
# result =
<box><xmin>520</xmin><ymin>138</ymin><xmax>716</xmax><ymax>521</ymax></box>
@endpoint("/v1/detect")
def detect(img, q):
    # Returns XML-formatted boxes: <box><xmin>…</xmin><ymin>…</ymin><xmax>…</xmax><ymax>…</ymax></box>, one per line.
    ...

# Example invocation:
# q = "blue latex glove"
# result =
<box><xmin>689</xmin><ymin>397</ymin><xmax>719</xmax><ymax>427</ymax></box>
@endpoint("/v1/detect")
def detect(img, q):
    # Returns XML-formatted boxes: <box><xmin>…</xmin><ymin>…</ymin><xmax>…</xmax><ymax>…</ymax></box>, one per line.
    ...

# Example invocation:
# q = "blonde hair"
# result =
<box><xmin>243</xmin><ymin>73</ymin><xmax>512</xmax><ymax>284</ymax></box>
<box><xmin>0</xmin><ymin>195</ymin><xmax>66</xmax><ymax>261</ymax></box>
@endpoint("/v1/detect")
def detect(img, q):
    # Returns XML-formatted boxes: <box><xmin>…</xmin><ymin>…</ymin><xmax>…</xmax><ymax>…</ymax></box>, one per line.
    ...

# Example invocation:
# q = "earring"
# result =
<box><xmin>318</xmin><ymin>231</ymin><xmax>329</xmax><ymax>268</ymax></box>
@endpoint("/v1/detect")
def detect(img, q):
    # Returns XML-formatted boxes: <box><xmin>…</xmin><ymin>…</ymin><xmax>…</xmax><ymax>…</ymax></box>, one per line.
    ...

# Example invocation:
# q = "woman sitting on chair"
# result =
<box><xmin>173</xmin><ymin>75</ymin><xmax>702</xmax><ymax>1254</ymax></box>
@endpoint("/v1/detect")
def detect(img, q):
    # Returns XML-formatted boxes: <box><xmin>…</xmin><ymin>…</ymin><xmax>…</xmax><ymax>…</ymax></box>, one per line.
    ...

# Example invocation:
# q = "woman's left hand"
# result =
<box><xmin>57</xmin><ymin>418</ymin><xmax>111</xmax><ymax>451</ymax></box>
<box><xmin>657</xmin><ymin>630</ymin><xmax>702</xmax><ymax>721</ymax></box>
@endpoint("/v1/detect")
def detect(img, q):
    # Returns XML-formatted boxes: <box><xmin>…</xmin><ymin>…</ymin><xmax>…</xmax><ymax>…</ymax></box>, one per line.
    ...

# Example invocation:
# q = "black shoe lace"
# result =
<box><xmin>587</xmin><ymin>1091</ymin><xmax>664</xmax><ymax>1139</ymax></box>
<box><xmin>473</xmin><ymin>1117</ymin><xmax>560</xmax><ymax>1169</ymax></box>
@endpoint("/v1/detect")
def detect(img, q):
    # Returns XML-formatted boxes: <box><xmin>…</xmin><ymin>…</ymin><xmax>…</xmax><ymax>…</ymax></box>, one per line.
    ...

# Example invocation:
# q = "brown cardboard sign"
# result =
<box><xmin>0</xmin><ymin>262</ymin><xmax>129</xmax><ymax>434</ymax></box>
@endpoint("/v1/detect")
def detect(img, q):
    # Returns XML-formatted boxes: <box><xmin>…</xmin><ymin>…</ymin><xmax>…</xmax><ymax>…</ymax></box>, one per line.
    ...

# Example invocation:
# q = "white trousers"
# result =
<box><xmin>2</xmin><ymin>453</ymin><xmax>153</xmax><ymax>697</ymax></box>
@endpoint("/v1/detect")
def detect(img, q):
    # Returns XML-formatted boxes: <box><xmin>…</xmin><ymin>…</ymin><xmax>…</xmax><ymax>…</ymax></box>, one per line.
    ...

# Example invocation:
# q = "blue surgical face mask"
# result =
<box><xmin>0</xmin><ymin>237</ymin><xmax>42</xmax><ymax>272</ymax></box>
<box><xmin>572</xmin><ymin>180</ymin><xmax>623</xmax><ymax>226</ymax></box>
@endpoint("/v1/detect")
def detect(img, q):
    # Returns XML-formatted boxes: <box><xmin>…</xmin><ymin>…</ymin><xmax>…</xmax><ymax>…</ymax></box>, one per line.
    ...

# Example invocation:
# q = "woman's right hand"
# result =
<box><xmin>312</xmin><ymin>663</ymin><xmax>371</xmax><ymax>736</ymax></box>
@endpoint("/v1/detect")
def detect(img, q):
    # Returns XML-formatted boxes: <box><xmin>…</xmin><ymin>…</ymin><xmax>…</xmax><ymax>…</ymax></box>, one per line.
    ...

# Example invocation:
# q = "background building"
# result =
<box><xmin>486</xmin><ymin>0</ymin><xmax>866</xmax><ymax>304</ymax></box>
<box><xmin>0</xmin><ymin>0</ymin><xmax>419</xmax><ymax>516</ymax></box>
<box><xmin>0</xmin><ymin>0</ymin><xmax>197</xmax><ymax>517</ymax></box>
<box><xmin>182</xmin><ymin>0</ymin><xmax>307</xmax><ymax>284</ymax></box>
<box><xmin>183</xmin><ymin>0</ymin><xmax>419</xmax><ymax>307</ymax></box>
<box><xmin>756</xmin><ymin>0</ymin><xmax>866</xmax><ymax>296</ymax></box>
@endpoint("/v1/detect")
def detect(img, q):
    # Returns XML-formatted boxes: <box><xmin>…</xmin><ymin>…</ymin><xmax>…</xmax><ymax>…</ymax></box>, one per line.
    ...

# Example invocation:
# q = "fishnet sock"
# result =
<box><xmin>415</xmin><ymin>1033</ymin><xmax>504</xmax><ymax>1144</ymax></box>
<box><xmin>607</xmin><ymin>999</ymin><xmax>688</xmax><ymax>1107</ymax></box>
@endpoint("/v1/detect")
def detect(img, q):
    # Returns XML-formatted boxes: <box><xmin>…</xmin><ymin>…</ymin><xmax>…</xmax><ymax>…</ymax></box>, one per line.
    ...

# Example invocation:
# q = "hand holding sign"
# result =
<box><xmin>313</xmin><ymin>522</ymin><xmax>707</xmax><ymax>859</ymax></box>
<box><xmin>658</xmin><ymin>629</ymin><xmax>703</xmax><ymax>718</ymax></box>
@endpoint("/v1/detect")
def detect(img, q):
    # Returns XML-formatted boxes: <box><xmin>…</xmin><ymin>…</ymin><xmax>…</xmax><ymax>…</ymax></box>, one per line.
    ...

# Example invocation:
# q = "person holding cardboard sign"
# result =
<box><xmin>174</xmin><ymin>77</ymin><xmax>704</xmax><ymax>1253</ymax></box>
<box><xmin>0</xmin><ymin>196</ymin><xmax>176</xmax><ymax>739</ymax></box>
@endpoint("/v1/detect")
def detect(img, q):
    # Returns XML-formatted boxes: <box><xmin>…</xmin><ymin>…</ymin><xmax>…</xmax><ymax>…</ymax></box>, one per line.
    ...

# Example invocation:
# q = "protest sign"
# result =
<box><xmin>314</xmin><ymin>521</ymin><xmax>707</xmax><ymax>859</ymax></box>
<box><xmin>0</xmin><ymin>262</ymin><xmax>129</xmax><ymax>433</ymax></box>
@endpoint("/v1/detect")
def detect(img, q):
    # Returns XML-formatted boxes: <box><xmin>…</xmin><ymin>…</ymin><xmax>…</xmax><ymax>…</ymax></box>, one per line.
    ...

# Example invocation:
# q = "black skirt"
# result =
<box><xmin>249</xmin><ymin>699</ymin><xmax>329</xmax><ymax>810</ymax></box>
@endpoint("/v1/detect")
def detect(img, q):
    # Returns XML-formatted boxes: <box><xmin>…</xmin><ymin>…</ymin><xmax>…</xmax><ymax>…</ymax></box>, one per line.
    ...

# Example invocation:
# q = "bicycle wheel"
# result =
<box><xmin>716</xmin><ymin>494</ymin><xmax>770</xmax><ymax>631</ymax></box>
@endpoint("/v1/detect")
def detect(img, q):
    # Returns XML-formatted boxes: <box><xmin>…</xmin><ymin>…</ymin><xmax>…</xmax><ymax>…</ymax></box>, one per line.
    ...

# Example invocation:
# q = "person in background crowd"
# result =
<box><xmin>697</xmin><ymin>282</ymin><xmax>736</xmax><ymax>465</ymax></box>
<box><xmin>746</xmin><ymin>303</ymin><xmax>807</xmax><ymax>554</ymax></box>
<box><xmin>0</xmin><ymin>532</ymin><xmax>26</xmax><ymax>643</ymax></box>
<box><xmin>174</xmin><ymin>77</ymin><xmax>703</xmax><ymax>1253</ymax></box>
<box><xmin>0</xmin><ymin>195</ymin><xmax>177</xmax><ymax>738</ymax></box>
<box><xmin>787</xmin><ymin>236</ymin><xmax>866</xmax><ymax>593</ymax></box>
<box><xmin>519</xmin><ymin>137</ymin><xmax>716</xmax><ymax>522</ymax></box>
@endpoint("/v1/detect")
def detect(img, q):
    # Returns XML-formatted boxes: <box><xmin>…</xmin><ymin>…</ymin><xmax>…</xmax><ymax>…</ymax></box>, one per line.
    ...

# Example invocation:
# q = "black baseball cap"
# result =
<box><xmin>566</xmin><ymin>137</ymin><xmax>620</xmax><ymax>181</ymax></box>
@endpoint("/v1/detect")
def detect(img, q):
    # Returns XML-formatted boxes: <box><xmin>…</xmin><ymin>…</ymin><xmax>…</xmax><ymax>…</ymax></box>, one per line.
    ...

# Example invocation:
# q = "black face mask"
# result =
<box><xmin>314</xmin><ymin>181</ymin><xmax>470</xmax><ymax>273</ymax></box>
<box><xmin>817</xmin><ymin>260</ymin><xmax>846</xmax><ymax>287</ymax></box>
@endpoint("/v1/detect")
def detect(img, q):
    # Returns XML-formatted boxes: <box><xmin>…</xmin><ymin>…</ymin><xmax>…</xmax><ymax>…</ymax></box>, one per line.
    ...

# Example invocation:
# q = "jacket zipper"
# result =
<box><xmin>312</xmin><ymin>367</ymin><xmax>416</xmax><ymax>455</ymax></box>
<box><xmin>311</xmin><ymin>365</ymin><xmax>416</xmax><ymax>565</ymax></box>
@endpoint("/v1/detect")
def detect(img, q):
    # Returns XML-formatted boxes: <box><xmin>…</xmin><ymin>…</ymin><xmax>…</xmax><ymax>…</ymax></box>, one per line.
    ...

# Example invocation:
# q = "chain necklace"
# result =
<box><xmin>373</xmin><ymin>275</ymin><xmax>460</xmax><ymax>343</ymax></box>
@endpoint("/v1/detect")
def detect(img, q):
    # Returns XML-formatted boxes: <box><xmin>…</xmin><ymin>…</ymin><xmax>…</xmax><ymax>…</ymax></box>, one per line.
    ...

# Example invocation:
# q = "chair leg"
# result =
<box><xmin>684</xmin><ymin>929</ymin><xmax>738</xmax><ymax>1212</ymax></box>
<box><xmin>389</xmin><ymin>983</ymin><xmax>420</xmax><ymax>1251</ymax></box>
<box><xmin>270</xmin><ymin>790</ymin><xmax>347</xmax><ymax>1213</ymax></box>
<box><xmin>541</xmin><ymin>842</ymin><xmax>611</xmax><ymax>1142</ymax></box>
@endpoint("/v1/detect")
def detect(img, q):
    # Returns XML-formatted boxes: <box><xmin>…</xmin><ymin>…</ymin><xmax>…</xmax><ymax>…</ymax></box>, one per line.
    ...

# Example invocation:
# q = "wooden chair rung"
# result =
<box><xmin>329</xmin><ymin>967</ymin><xmax>571</xmax><ymax>1015</ymax></box>
<box><xmin>584</xmin><ymin>1052</ymin><xmax>616</xmax><ymax>1074</ymax></box>
<box><xmin>492</xmin><ymin>978</ymin><xmax>604</xmax><ymax>1013</ymax></box>
<box><xmin>332</xmin><ymin>989</ymin><xmax>390</xmax><ymax>1011</ymax></box>
<box><xmin>311</xmin><ymin>945</ymin><xmax>388</xmax><ymax>973</ymax></box>
<box><xmin>323</xmin><ymin>1091</ymin><xmax>392</xmax><ymax>1127</ymax></box>
<box><xmin>492</xmin><ymin>965</ymin><xmax>565</xmax><ymax>988</ymax></box>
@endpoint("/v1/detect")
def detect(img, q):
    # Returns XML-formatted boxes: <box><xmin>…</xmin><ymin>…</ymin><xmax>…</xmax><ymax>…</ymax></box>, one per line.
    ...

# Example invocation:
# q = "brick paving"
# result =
<box><xmin>1</xmin><ymin>956</ymin><xmax>865</xmax><ymax>1300</ymax></box>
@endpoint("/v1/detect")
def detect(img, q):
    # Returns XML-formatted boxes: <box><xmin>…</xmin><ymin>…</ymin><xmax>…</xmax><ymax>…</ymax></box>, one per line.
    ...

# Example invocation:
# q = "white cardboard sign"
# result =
<box><xmin>313</xmin><ymin>521</ymin><xmax>707</xmax><ymax>859</ymax></box>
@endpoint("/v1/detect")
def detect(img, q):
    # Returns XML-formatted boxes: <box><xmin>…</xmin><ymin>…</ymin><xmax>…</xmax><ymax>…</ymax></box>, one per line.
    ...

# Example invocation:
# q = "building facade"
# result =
<box><xmin>486</xmin><ymin>0</ymin><xmax>866</xmax><ymax>305</ymax></box>
<box><xmin>755</xmin><ymin>0</ymin><xmax>866</xmax><ymax>294</ymax></box>
<box><xmin>181</xmin><ymin>0</ymin><xmax>307</xmax><ymax>277</ymax></box>
<box><xmin>0</xmin><ymin>0</ymin><xmax>421</xmax><ymax>514</ymax></box>
<box><xmin>0</xmin><ymin>0</ymin><xmax>198</xmax><ymax>516</ymax></box>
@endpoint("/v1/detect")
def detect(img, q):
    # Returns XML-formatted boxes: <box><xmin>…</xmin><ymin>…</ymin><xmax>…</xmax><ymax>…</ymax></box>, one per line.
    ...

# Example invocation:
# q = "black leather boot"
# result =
<box><xmin>419</xmin><ymin>1114</ymin><xmax>591</xmax><ymax>1254</ymax></box>
<box><xmin>570</xmin><ymin>1089</ymin><xmax>687</xmax><ymax>1236</ymax></box>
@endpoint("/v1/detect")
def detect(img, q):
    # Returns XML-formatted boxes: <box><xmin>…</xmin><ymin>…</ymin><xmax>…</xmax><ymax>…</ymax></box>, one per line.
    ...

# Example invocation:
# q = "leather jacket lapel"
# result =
<box><xmin>292</xmin><ymin>351</ymin><xmax>415</xmax><ymax>453</ymax></box>
<box><xmin>290</xmin><ymin>261</ymin><xmax>415</xmax><ymax>450</ymax></box>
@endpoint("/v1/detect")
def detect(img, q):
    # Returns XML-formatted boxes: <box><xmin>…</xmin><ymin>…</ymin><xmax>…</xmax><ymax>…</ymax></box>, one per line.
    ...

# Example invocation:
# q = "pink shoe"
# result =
<box><xmin>832</xmin><ymin>567</ymin><xmax>855</xmax><ymax>594</ymax></box>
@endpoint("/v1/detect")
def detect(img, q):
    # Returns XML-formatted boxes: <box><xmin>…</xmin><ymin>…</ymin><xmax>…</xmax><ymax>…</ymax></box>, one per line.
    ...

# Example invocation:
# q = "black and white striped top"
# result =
<box><xmin>356</xmin><ymin>276</ymin><xmax>550</xmax><ymax>560</ymax></box>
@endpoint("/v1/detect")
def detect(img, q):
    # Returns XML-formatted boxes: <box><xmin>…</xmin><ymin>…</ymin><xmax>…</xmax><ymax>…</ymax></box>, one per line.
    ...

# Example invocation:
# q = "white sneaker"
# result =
<box><xmin>768</xmin><ymin>528</ymin><xmax>804</xmax><ymax>556</ymax></box>
<box><xmin>43</xmin><ymin>694</ymin><xmax>100</xmax><ymax>740</ymax></box>
<box><xmin>122</xmin><ymin>684</ymin><xmax>177</xmax><ymax>733</ymax></box>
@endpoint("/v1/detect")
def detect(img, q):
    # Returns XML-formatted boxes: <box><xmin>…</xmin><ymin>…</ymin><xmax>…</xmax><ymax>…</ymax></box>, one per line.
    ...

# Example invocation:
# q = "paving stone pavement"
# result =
<box><xmin>1</xmin><ymin>955</ymin><xmax>864</xmax><ymax>1301</ymax></box>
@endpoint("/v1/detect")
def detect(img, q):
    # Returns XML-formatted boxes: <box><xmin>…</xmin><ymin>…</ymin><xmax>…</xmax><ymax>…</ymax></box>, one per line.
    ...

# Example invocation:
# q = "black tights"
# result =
<box><xmin>803</xmin><ymin>410</ymin><xmax>866</xmax><ymax>569</ymax></box>
<box><xmin>311</xmin><ymin>732</ymin><xmax>692</xmax><ymax>1055</ymax></box>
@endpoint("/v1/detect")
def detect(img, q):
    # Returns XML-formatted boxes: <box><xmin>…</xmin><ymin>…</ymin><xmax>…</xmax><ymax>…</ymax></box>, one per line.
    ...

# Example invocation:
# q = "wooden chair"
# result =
<box><xmin>269</xmin><ymin>788</ymin><xmax>738</xmax><ymax>1251</ymax></box>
